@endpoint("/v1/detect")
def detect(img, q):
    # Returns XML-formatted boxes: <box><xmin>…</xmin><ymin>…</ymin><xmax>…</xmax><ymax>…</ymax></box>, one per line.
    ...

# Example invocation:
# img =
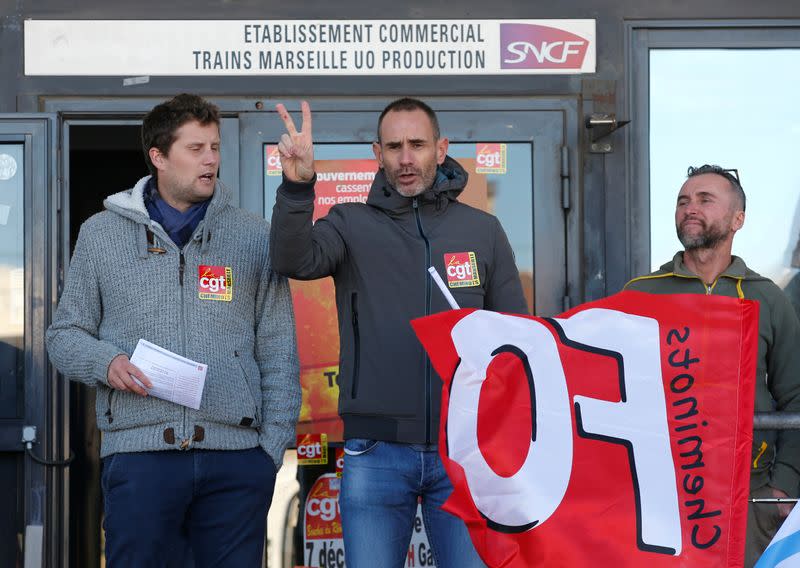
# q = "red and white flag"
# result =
<box><xmin>411</xmin><ymin>291</ymin><xmax>759</xmax><ymax>568</ymax></box>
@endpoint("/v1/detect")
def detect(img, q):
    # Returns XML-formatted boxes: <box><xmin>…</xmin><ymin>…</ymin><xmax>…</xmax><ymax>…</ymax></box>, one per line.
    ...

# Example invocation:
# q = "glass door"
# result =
<box><xmin>0</xmin><ymin>115</ymin><xmax>61</xmax><ymax>567</ymax></box>
<box><xmin>627</xmin><ymin>22</ymin><xmax>800</xmax><ymax>290</ymax></box>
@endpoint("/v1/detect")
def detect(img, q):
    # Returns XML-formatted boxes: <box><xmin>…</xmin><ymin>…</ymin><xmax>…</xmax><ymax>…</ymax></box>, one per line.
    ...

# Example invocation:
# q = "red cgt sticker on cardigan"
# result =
<box><xmin>445</xmin><ymin>252</ymin><xmax>480</xmax><ymax>288</ymax></box>
<box><xmin>198</xmin><ymin>265</ymin><xmax>233</xmax><ymax>301</ymax></box>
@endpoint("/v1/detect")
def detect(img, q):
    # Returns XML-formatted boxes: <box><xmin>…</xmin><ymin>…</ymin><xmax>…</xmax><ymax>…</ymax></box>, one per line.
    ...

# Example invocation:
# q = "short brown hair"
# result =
<box><xmin>377</xmin><ymin>97</ymin><xmax>440</xmax><ymax>142</ymax></box>
<box><xmin>686</xmin><ymin>164</ymin><xmax>746</xmax><ymax>212</ymax></box>
<box><xmin>142</xmin><ymin>94</ymin><xmax>220</xmax><ymax>177</ymax></box>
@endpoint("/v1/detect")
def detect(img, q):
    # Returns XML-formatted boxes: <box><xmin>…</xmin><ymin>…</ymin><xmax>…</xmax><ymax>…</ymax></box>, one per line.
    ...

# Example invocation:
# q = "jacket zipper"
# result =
<box><xmin>350</xmin><ymin>292</ymin><xmax>361</xmax><ymax>398</ymax></box>
<box><xmin>413</xmin><ymin>198</ymin><xmax>433</xmax><ymax>444</ymax></box>
<box><xmin>179</xmin><ymin>248</ymin><xmax>188</xmax><ymax>443</ymax></box>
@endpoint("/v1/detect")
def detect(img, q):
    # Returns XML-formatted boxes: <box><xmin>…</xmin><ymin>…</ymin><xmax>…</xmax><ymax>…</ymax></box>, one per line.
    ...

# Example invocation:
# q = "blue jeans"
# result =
<box><xmin>101</xmin><ymin>448</ymin><xmax>276</xmax><ymax>568</ymax></box>
<box><xmin>340</xmin><ymin>439</ymin><xmax>485</xmax><ymax>568</ymax></box>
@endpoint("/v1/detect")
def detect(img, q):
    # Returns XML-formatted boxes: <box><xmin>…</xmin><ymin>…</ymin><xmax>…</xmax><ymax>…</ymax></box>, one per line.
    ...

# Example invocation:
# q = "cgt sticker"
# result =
<box><xmin>266</xmin><ymin>145</ymin><xmax>282</xmax><ymax>176</ymax></box>
<box><xmin>476</xmin><ymin>143</ymin><xmax>507</xmax><ymax>174</ymax></box>
<box><xmin>297</xmin><ymin>433</ymin><xmax>329</xmax><ymax>466</ymax></box>
<box><xmin>445</xmin><ymin>252</ymin><xmax>480</xmax><ymax>288</ymax></box>
<box><xmin>198</xmin><ymin>265</ymin><xmax>233</xmax><ymax>301</ymax></box>
<box><xmin>335</xmin><ymin>447</ymin><xmax>344</xmax><ymax>478</ymax></box>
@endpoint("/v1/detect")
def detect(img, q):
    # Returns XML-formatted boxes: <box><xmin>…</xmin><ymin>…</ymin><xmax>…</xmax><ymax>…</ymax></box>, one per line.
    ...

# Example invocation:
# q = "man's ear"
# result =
<box><xmin>149</xmin><ymin>147</ymin><xmax>165</xmax><ymax>171</ymax></box>
<box><xmin>436</xmin><ymin>137</ymin><xmax>449</xmax><ymax>165</ymax></box>
<box><xmin>372</xmin><ymin>141</ymin><xmax>383</xmax><ymax>168</ymax></box>
<box><xmin>732</xmin><ymin>210</ymin><xmax>745</xmax><ymax>233</ymax></box>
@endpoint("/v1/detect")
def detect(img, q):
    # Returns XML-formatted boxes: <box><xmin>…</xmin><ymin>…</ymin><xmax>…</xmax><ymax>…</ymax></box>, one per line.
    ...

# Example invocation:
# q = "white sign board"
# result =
<box><xmin>24</xmin><ymin>19</ymin><xmax>595</xmax><ymax>76</ymax></box>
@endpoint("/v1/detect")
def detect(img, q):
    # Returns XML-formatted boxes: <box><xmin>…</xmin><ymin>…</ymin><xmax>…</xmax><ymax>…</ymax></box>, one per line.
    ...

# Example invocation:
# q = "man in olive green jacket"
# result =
<box><xmin>625</xmin><ymin>164</ymin><xmax>800</xmax><ymax>568</ymax></box>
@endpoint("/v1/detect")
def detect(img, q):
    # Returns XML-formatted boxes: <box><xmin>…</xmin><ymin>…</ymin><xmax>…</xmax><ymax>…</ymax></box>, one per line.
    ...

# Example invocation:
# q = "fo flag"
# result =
<box><xmin>411</xmin><ymin>291</ymin><xmax>758</xmax><ymax>568</ymax></box>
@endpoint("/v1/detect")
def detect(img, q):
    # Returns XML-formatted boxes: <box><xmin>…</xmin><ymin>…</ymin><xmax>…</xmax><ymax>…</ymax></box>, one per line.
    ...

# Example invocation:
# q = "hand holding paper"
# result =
<box><xmin>107</xmin><ymin>354</ymin><xmax>152</xmax><ymax>396</ymax></box>
<box><xmin>129</xmin><ymin>339</ymin><xmax>207</xmax><ymax>410</ymax></box>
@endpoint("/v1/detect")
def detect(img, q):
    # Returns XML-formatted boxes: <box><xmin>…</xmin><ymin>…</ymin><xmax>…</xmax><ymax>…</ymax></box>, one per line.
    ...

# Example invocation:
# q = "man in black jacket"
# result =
<box><xmin>271</xmin><ymin>98</ymin><xmax>527</xmax><ymax>567</ymax></box>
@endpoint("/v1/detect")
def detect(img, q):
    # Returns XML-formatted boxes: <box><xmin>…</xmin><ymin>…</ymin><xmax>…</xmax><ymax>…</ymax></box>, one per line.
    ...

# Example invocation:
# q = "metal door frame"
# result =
<box><xmin>0</xmin><ymin>114</ymin><xmax>62</xmax><ymax>567</ymax></box>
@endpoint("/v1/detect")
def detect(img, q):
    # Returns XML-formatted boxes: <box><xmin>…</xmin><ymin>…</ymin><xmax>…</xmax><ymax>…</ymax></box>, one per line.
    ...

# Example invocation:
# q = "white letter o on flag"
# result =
<box><xmin>448</xmin><ymin>311</ymin><xmax>572</xmax><ymax>531</ymax></box>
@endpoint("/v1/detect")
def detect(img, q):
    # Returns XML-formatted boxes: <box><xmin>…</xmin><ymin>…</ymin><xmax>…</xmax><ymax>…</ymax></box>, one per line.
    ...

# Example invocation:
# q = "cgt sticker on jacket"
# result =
<box><xmin>412</xmin><ymin>291</ymin><xmax>759</xmax><ymax>568</ymax></box>
<box><xmin>445</xmin><ymin>252</ymin><xmax>480</xmax><ymax>288</ymax></box>
<box><xmin>198</xmin><ymin>265</ymin><xmax>233</xmax><ymax>301</ymax></box>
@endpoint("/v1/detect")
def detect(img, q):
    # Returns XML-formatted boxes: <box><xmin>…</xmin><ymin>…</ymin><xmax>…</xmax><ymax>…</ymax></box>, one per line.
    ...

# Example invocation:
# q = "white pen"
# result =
<box><xmin>427</xmin><ymin>266</ymin><xmax>461</xmax><ymax>310</ymax></box>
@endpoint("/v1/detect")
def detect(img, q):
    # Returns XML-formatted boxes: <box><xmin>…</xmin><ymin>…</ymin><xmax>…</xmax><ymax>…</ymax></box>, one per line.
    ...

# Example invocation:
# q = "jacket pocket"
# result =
<box><xmin>196</xmin><ymin>352</ymin><xmax>262</xmax><ymax>429</ymax></box>
<box><xmin>96</xmin><ymin>384</ymin><xmax>175</xmax><ymax>432</ymax></box>
<box><xmin>103</xmin><ymin>389</ymin><xmax>116</xmax><ymax>425</ymax></box>
<box><xmin>234</xmin><ymin>350</ymin><xmax>261</xmax><ymax>427</ymax></box>
<box><xmin>343</xmin><ymin>437</ymin><xmax>379</xmax><ymax>456</ymax></box>
<box><xmin>350</xmin><ymin>292</ymin><xmax>361</xmax><ymax>399</ymax></box>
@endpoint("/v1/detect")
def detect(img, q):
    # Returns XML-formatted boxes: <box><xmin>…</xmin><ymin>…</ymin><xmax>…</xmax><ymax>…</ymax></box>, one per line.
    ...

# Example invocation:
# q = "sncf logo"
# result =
<box><xmin>500</xmin><ymin>24</ymin><xmax>589</xmax><ymax>69</ymax></box>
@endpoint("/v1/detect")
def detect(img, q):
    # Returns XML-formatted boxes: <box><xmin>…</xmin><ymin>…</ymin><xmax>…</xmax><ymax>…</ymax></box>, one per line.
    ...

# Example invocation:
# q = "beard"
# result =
<box><xmin>384</xmin><ymin>164</ymin><xmax>438</xmax><ymax>197</ymax></box>
<box><xmin>676</xmin><ymin>219</ymin><xmax>731</xmax><ymax>251</ymax></box>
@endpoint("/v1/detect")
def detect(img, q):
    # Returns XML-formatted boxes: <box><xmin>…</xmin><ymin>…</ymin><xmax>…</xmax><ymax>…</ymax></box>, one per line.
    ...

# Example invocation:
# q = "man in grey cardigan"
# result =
<box><xmin>46</xmin><ymin>94</ymin><xmax>300</xmax><ymax>567</ymax></box>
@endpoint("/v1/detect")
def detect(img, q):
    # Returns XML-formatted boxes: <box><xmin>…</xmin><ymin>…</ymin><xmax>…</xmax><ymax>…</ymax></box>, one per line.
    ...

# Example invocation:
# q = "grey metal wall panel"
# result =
<box><xmin>5</xmin><ymin>3</ymin><xmax>796</xmax><ymax>297</ymax></box>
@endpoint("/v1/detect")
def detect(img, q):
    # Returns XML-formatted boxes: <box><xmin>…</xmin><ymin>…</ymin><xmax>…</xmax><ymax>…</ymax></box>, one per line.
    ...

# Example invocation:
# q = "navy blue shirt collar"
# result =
<box><xmin>144</xmin><ymin>178</ymin><xmax>211</xmax><ymax>249</ymax></box>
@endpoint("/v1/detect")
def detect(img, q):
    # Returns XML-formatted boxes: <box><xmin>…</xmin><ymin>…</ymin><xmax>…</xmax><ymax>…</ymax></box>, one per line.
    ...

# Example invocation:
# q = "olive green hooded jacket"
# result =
<box><xmin>625</xmin><ymin>252</ymin><xmax>800</xmax><ymax>497</ymax></box>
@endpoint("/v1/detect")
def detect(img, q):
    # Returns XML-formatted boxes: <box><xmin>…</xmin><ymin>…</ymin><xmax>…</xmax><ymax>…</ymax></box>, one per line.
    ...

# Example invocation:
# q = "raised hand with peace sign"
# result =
<box><xmin>275</xmin><ymin>101</ymin><xmax>315</xmax><ymax>183</ymax></box>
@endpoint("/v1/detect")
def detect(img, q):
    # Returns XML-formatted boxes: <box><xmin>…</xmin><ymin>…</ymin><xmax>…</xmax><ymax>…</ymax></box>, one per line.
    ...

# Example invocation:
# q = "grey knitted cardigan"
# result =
<box><xmin>46</xmin><ymin>176</ymin><xmax>300</xmax><ymax>467</ymax></box>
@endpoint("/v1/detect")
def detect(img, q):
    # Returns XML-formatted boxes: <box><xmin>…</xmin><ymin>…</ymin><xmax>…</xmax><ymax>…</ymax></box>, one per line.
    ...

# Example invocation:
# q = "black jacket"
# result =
<box><xmin>270</xmin><ymin>157</ymin><xmax>528</xmax><ymax>444</ymax></box>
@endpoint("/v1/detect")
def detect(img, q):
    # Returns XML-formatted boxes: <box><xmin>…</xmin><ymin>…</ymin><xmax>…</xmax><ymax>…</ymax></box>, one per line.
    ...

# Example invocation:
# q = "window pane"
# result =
<box><xmin>649</xmin><ymin>49</ymin><xmax>800</xmax><ymax>296</ymax></box>
<box><xmin>0</xmin><ymin>144</ymin><xmax>24</xmax><ymax>418</ymax></box>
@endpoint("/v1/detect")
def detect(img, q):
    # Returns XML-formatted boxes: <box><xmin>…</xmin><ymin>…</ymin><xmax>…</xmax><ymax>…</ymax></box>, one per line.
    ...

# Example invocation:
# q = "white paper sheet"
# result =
<box><xmin>129</xmin><ymin>339</ymin><xmax>207</xmax><ymax>410</ymax></box>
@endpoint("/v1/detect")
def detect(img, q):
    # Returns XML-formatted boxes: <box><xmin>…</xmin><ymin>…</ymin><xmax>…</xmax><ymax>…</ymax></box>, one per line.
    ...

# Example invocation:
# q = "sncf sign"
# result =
<box><xmin>501</xmin><ymin>23</ymin><xmax>589</xmax><ymax>70</ymax></box>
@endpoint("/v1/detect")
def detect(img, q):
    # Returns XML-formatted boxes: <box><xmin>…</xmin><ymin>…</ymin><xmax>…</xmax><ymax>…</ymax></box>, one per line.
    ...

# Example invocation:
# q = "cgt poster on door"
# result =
<box><xmin>303</xmin><ymin>472</ymin><xmax>437</xmax><ymax>568</ymax></box>
<box><xmin>412</xmin><ymin>291</ymin><xmax>758</xmax><ymax>567</ymax></box>
<box><xmin>266</xmin><ymin>147</ymin><xmax>488</xmax><ymax>440</ymax></box>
